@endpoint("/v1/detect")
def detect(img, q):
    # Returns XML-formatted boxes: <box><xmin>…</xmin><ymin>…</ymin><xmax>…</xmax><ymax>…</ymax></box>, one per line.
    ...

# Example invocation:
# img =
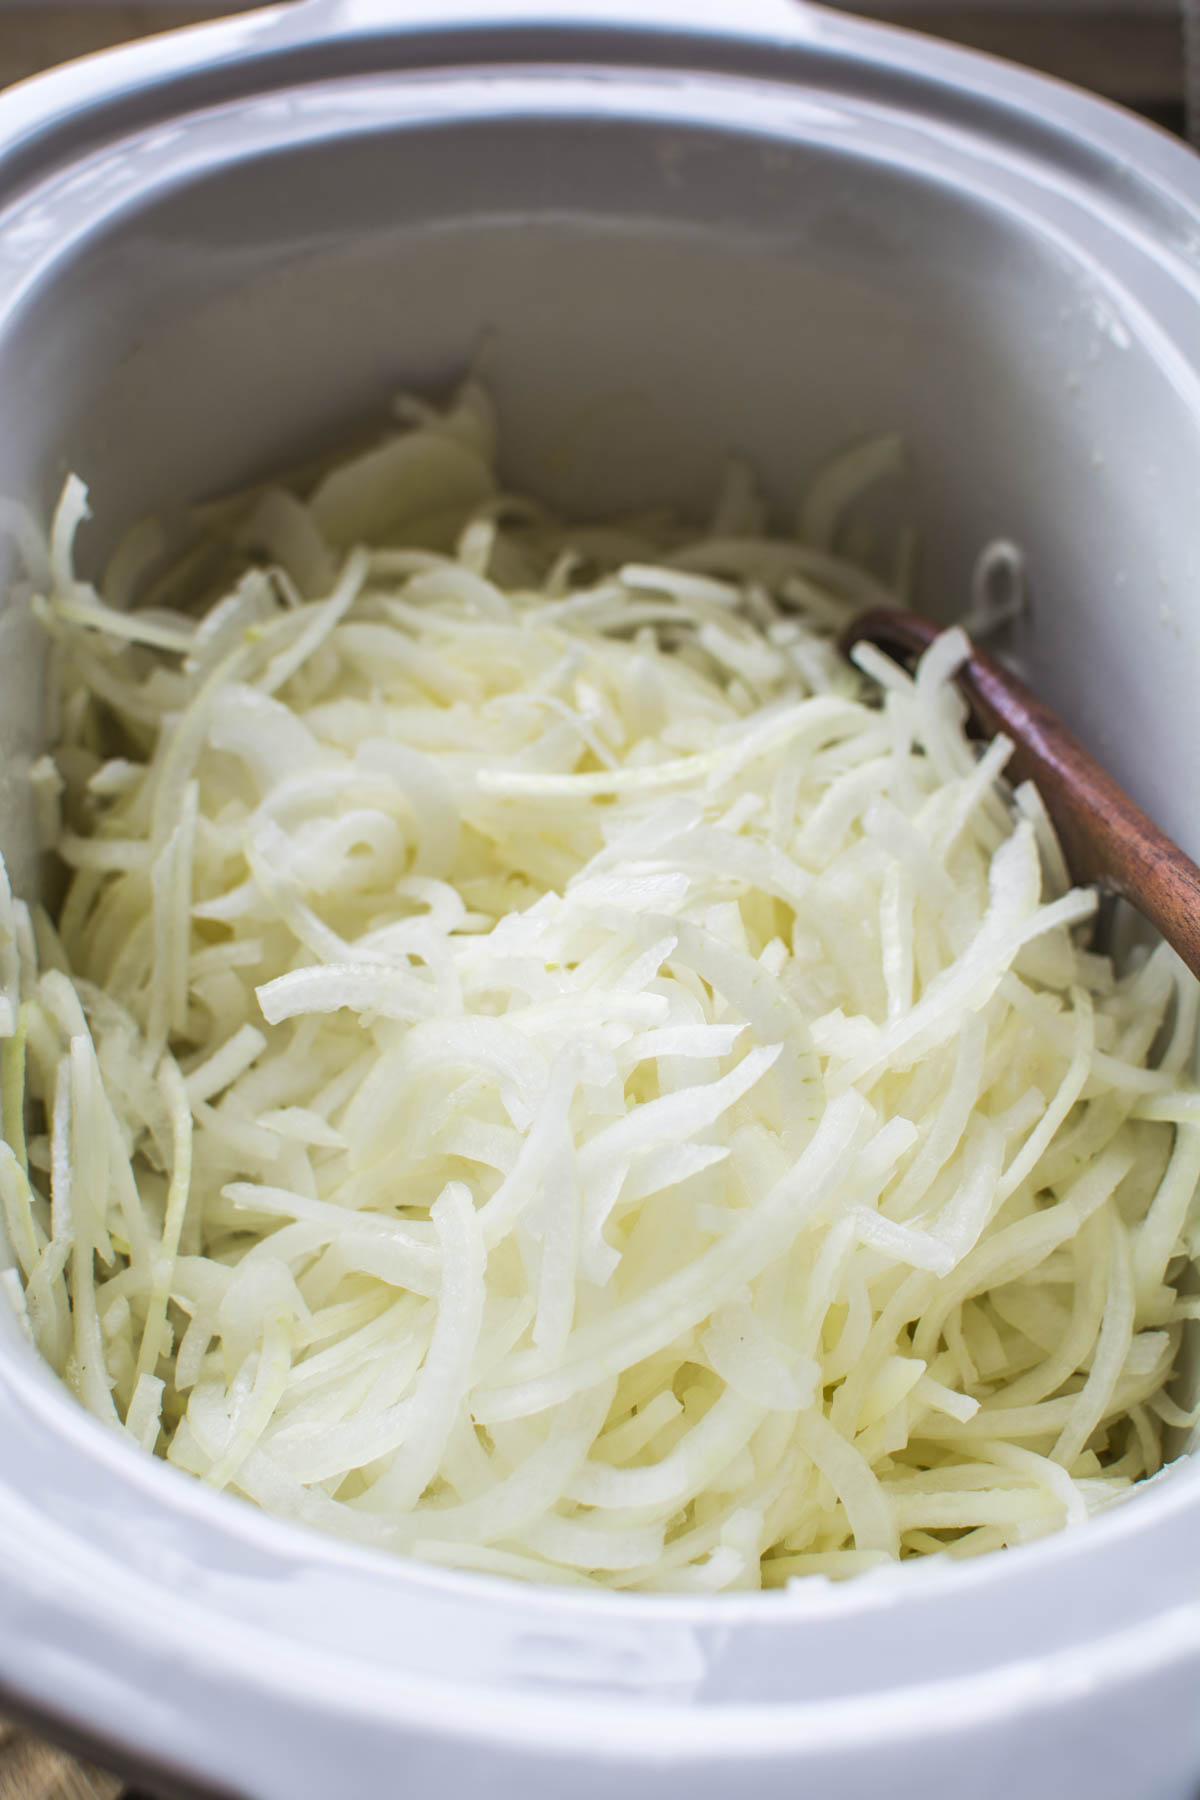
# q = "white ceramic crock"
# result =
<box><xmin>0</xmin><ymin>4</ymin><xmax>1198</xmax><ymax>1796</ymax></box>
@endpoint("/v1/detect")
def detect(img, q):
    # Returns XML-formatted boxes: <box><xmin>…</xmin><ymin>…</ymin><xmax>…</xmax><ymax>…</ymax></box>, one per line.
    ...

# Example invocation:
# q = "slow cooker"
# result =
<box><xmin>0</xmin><ymin>3</ymin><xmax>1197</xmax><ymax>1795</ymax></box>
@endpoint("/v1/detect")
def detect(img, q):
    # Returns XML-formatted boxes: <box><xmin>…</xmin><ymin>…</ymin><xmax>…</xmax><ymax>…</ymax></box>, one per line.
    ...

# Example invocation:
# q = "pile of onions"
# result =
<box><xmin>1</xmin><ymin>382</ymin><xmax>1197</xmax><ymax>1590</ymax></box>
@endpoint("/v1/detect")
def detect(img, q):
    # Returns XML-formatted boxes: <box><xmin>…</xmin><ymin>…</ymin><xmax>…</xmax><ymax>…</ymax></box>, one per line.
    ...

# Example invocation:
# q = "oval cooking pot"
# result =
<box><xmin>0</xmin><ymin>5</ymin><xmax>1197</xmax><ymax>1797</ymax></box>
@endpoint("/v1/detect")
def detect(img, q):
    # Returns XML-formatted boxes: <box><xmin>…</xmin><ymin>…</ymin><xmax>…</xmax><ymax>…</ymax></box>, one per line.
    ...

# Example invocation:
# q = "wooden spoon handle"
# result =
<box><xmin>842</xmin><ymin>609</ymin><xmax>1200</xmax><ymax>983</ymax></box>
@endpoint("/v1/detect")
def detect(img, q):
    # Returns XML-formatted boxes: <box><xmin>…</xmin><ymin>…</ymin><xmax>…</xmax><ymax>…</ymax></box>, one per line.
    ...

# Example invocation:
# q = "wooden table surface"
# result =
<box><xmin>0</xmin><ymin>5</ymin><xmax>1188</xmax><ymax>1799</ymax></box>
<box><xmin>0</xmin><ymin>3</ymin><xmax>267</xmax><ymax>90</ymax></box>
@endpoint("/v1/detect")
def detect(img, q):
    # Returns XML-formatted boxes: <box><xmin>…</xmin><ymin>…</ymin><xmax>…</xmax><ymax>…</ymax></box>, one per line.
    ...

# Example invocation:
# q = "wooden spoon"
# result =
<box><xmin>840</xmin><ymin>608</ymin><xmax>1200</xmax><ymax>982</ymax></box>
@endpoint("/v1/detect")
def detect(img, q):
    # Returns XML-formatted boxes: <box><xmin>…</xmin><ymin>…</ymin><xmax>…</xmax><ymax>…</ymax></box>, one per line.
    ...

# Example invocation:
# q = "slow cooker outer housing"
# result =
<box><xmin>0</xmin><ymin>4</ymin><xmax>1198</xmax><ymax>1796</ymax></box>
